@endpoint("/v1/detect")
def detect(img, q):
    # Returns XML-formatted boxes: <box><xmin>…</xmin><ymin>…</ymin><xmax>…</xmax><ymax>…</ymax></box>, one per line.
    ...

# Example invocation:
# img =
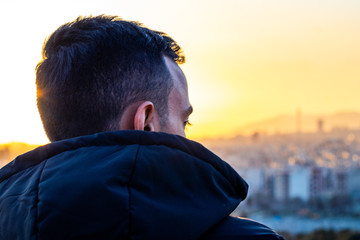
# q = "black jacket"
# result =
<box><xmin>0</xmin><ymin>131</ymin><xmax>284</xmax><ymax>239</ymax></box>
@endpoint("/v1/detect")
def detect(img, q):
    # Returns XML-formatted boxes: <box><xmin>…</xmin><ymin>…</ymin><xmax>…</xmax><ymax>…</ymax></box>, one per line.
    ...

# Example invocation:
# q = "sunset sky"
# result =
<box><xmin>0</xmin><ymin>0</ymin><xmax>359</xmax><ymax>144</ymax></box>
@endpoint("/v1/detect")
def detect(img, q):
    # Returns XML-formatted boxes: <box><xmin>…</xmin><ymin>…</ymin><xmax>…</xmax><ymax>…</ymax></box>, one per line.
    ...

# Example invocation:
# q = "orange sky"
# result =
<box><xmin>0</xmin><ymin>0</ymin><xmax>359</xmax><ymax>144</ymax></box>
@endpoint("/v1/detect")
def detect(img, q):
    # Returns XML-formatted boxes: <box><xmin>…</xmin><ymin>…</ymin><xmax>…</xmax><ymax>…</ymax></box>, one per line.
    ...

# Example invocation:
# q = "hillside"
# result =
<box><xmin>237</xmin><ymin>111</ymin><xmax>360</xmax><ymax>135</ymax></box>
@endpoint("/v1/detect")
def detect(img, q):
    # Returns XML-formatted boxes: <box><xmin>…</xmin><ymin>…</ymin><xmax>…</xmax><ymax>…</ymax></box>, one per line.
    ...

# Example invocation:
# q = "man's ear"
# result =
<box><xmin>134</xmin><ymin>101</ymin><xmax>157</xmax><ymax>131</ymax></box>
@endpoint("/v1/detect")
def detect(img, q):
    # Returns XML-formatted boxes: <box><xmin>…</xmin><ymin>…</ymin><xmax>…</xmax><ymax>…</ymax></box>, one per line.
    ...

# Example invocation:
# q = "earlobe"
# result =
<box><xmin>134</xmin><ymin>101</ymin><xmax>155</xmax><ymax>131</ymax></box>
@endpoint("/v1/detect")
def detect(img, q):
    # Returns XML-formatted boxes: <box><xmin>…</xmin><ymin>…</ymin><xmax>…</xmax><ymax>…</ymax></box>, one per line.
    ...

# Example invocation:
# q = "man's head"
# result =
<box><xmin>36</xmin><ymin>15</ymin><xmax>192</xmax><ymax>142</ymax></box>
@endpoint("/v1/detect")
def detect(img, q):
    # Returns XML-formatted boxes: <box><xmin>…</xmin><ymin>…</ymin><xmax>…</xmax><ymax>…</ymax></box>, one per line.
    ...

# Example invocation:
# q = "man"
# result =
<box><xmin>0</xmin><ymin>15</ymin><xmax>284</xmax><ymax>239</ymax></box>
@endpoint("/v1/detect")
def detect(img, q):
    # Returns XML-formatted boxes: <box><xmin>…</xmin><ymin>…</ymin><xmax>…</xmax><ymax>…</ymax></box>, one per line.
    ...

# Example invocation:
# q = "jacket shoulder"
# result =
<box><xmin>201</xmin><ymin>216</ymin><xmax>285</xmax><ymax>240</ymax></box>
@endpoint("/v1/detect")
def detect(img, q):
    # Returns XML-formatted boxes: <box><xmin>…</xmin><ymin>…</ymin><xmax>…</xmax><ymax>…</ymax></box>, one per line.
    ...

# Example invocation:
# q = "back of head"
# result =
<box><xmin>36</xmin><ymin>15</ymin><xmax>184</xmax><ymax>142</ymax></box>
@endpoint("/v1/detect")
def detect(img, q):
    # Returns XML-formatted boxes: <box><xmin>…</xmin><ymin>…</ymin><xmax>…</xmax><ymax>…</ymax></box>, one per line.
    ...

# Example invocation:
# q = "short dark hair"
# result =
<box><xmin>36</xmin><ymin>15</ymin><xmax>185</xmax><ymax>142</ymax></box>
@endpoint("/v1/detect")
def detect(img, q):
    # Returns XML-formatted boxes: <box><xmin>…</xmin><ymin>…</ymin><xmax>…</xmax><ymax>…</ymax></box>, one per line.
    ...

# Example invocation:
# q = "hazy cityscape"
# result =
<box><xmin>203</xmin><ymin>117</ymin><xmax>360</xmax><ymax>236</ymax></box>
<box><xmin>1</xmin><ymin>114</ymin><xmax>360</xmax><ymax>238</ymax></box>
<box><xmin>1</xmin><ymin>0</ymin><xmax>359</xmax><ymax>238</ymax></box>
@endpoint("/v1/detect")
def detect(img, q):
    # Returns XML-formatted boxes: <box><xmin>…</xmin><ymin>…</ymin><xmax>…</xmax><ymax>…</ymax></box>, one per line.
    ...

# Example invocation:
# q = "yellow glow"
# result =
<box><xmin>1</xmin><ymin>0</ymin><xmax>360</xmax><ymax>143</ymax></box>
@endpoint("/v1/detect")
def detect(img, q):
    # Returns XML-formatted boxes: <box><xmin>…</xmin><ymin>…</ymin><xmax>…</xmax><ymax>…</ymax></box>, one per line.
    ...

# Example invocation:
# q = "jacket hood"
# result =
<box><xmin>0</xmin><ymin>131</ymin><xmax>248</xmax><ymax>240</ymax></box>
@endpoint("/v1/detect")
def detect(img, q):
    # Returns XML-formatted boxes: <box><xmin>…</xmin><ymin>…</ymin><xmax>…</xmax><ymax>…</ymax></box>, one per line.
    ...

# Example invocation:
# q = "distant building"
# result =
<box><xmin>237</xmin><ymin>168</ymin><xmax>265</xmax><ymax>196</ymax></box>
<box><xmin>347</xmin><ymin>168</ymin><xmax>360</xmax><ymax>193</ymax></box>
<box><xmin>273</xmin><ymin>170</ymin><xmax>289</xmax><ymax>202</ymax></box>
<box><xmin>289</xmin><ymin>167</ymin><xmax>311</xmax><ymax>201</ymax></box>
<box><xmin>347</xmin><ymin>168</ymin><xmax>360</xmax><ymax>213</ymax></box>
<box><xmin>310</xmin><ymin>167</ymin><xmax>323</xmax><ymax>199</ymax></box>
<box><xmin>263</xmin><ymin>170</ymin><xmax>275</xmax><ymax>199</ymax></box>
<box><xmin>335</xmin><ymin>170</ymin><xmax>347</xmax><ymax>195</ymax></box>
<box><xmin>317</xmin><ymin>119</ymin><xmax>324</xmax><ymax>133</ymax></box>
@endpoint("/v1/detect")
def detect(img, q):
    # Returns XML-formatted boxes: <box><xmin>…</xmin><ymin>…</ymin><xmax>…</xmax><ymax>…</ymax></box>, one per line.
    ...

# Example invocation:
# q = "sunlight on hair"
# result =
<box><xmin>1</xmin><ymin>0</ymin><xmax>360</xmax><ymax>143</ymax></box>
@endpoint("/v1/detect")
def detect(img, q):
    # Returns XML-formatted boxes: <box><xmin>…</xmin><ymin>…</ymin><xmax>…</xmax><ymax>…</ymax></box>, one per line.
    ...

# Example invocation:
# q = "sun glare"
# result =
<box><xmin>1</xmin><ymin>0</ymin><xmax>360</xmax><ymax>143</ymax></box>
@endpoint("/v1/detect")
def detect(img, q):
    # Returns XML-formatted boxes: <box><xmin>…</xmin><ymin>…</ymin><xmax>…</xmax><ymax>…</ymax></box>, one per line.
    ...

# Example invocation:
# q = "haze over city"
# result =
<box><xmin>1</xmin><ymin>2</ymin><xmax>360</xmax><ymax>238</ymax></box>
<box><xmin>1</xmin><ymin>0</ymin><xmax>359</xmax><ymax>144</ymax></box>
